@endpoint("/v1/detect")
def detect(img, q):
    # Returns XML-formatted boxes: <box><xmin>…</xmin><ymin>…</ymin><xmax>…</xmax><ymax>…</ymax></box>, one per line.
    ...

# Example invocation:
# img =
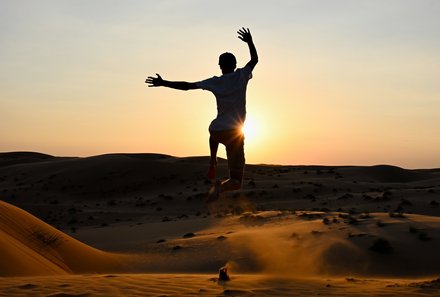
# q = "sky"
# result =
<box><xmin>1</xmin><ymin>0</ymin><xmax>439</xmax><ymax>168</ymax></box>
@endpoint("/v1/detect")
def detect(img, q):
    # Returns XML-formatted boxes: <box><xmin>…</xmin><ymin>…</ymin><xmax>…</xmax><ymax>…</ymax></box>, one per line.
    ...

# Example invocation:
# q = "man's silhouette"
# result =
<box><xmin>146</xmin><ymin>27</ymin><xmax>258</xmax><ymax>202</ymax></box>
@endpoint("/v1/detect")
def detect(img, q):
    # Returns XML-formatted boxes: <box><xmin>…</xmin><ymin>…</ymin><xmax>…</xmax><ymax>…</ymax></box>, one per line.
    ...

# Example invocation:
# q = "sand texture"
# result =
<box><xmin>1</xmin><ymin>152</ymin><xmax>439</xmax><ymax>296</ymax></box>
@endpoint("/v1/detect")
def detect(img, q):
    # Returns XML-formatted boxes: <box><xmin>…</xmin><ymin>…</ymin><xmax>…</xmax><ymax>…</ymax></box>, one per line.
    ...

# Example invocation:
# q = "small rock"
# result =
<box><xmin>183</xmin><ymin>232</ymin><xmax>196</xmax><ymax>238</ymax></box>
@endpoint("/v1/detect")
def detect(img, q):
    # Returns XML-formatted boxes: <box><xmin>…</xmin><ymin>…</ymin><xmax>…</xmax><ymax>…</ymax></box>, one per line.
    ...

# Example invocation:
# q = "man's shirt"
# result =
<box><xmin>196</xmin><ymin>65</ymin><xmax>253</xmax><ymax>131</ymax></box>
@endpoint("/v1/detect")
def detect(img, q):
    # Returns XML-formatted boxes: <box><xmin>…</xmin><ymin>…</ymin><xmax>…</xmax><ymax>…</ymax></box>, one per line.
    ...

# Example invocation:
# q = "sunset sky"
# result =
<box><xmin>1</xmin><ymin>0</ymin><xmax>439</xmax><ymax>168</ymax></box>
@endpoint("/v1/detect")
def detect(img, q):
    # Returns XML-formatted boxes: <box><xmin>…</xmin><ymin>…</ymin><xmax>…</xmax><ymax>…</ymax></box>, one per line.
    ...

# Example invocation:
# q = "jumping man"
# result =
<box><xmin>146</xmin><ymin>27</ymin><xmax>258</xmax><ymax>202</ymax></box>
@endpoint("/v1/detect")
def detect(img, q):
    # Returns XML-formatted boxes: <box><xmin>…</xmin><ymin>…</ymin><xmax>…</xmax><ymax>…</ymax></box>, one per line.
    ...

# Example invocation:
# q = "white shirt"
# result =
<box><xmin>196</xmin><ymin>65</ymin><xmax>253</xmax><ymax>131</ymax></box>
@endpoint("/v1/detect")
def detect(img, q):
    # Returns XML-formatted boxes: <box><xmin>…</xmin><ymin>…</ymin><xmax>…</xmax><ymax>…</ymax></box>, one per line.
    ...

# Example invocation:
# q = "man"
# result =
<box><xmin>146</xmin><ymin>27</ymin><xmax>258</xmax><ymax>202</ymax></box>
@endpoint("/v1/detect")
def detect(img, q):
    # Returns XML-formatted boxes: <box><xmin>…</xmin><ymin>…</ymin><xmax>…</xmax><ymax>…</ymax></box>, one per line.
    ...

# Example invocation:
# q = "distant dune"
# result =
<box><xmin>339</xmin><ymin>164</ymin><xmax>436</xmax><ymax>183</ymax></box>
<box><xmin>1</xmin><ymin>152</ymin><xmax>439</xmax><ymax>296</ymax></box>
<box><xmin>0</xmin><ymin>151</ymin><xmax>56</xmax><ymax>167</ymax></box>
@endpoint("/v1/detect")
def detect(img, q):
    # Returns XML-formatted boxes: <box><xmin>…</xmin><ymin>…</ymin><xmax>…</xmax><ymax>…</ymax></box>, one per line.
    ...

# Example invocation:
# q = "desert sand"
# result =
<box><xmin>1</xmin><ymin>152</ymin><xmax>439</xmax><ymax>296</ymax></box>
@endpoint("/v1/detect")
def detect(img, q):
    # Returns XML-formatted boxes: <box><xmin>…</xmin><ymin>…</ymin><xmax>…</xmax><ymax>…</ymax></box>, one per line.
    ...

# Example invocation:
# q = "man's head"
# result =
<box><xmin>219</xmin><ymin>52</ymin><xmax>236</xmax><ymax>74</ymax></box>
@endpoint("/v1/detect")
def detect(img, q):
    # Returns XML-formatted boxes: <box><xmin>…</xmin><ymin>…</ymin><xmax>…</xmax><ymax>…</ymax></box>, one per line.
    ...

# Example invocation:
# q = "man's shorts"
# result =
<box><xmin>209</xmin><ymin>128</ymin><xmax>245</xmax><ymax>181</ymax></box>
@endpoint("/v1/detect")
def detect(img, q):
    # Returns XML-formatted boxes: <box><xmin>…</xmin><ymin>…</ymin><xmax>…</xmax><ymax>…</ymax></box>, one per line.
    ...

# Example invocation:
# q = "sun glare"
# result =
<box><xmin>242</xmin><ymin>116</ymin><xmax>259</xmax><ymax>143</ymax></box>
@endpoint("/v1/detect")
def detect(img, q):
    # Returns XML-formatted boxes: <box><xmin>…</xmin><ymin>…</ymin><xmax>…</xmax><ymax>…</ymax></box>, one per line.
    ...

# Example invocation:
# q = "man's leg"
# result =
<box><xmin>207</xmin><ymin>135</ymin><xmax>219</xmax><ymax>180</ymax></box>
<box><xmin>222</xmin><ymin>129</ymin><xmax>245</xmax><ymax>192</ymax></box>
<box><xmin>207</xmin><ymin>129</ymin><xmax>245</xmax><ymax>202</ymax></box>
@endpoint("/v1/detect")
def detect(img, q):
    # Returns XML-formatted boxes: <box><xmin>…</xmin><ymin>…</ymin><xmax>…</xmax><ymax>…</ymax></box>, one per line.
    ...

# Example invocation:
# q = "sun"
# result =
<box><xmin>242</xmin><ymin>116</ymin><xmax>259</xmax><ymax>142</ymax></box>
<box><xmin>237</xmin><ymin>109</ymin><xmax>272</xmax><ymax>163</ymax></box>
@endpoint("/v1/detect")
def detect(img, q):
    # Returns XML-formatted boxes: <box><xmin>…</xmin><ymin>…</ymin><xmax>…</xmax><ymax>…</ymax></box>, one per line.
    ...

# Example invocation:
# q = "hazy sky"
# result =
<box><xmin>1</xmin><ymin>0</ymin><xmax>439</xmax><ymax>168</ymax></box>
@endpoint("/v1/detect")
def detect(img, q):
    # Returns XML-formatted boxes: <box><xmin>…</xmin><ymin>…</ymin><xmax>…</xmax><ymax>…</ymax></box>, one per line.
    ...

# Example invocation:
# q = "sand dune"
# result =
<box><xmin>0</xmin><ymin>201</ymin><xmax>125</xmax><ymax>277</ymax></box>
<box><xmin>0</xmin><ymin>152</ymin><xmax>57</xmax><ymax>167</ymax></box>
<box><xmin>338</xmin><ymin>165</ymin><xmax>437</xmax><ymax>183</ymax></box>
<box><xmin>1</xmin><ymin>152</ymin><xmax>439</xmax><ymax>295</ymax></box>
<box><xmin>2</xmin><ymin>152</ymin><xmax>439</xmax><ymax>229</ymax></box>
<box><xmin>1</xmin><ymin>200</ymin><xmax>440</xmax><ymax>295</ymax></box>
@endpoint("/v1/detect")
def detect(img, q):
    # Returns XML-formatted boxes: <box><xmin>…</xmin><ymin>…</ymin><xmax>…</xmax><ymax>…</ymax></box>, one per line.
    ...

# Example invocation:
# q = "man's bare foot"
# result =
<box><xmin>221</xmin><ymin>178</ymin><xmax>241</xmax><ymax>192</ymax></box>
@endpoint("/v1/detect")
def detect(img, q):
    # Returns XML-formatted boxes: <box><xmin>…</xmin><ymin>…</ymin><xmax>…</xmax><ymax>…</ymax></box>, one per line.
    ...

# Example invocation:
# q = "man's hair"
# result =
<box><xmin>219</xmin><ymin>52</ymin><xmax>237</xmax><ymax>69</ymax></box>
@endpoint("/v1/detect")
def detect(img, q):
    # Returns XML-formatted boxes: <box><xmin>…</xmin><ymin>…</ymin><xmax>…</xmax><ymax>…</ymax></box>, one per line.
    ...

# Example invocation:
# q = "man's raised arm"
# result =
<box><xmin>145</xmin><ymin>74</ymin><xmax>198</xmax><ymax>91</ymax></box>
<box><xmin>238</xmin><ymin>28</ymin><xmax>258</xmax><ymax>70</ymax></box>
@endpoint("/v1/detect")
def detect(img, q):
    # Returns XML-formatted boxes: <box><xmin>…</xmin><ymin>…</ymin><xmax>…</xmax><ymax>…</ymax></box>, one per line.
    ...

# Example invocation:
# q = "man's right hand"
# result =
<box><xmin>145</xmin><ymin>74</ymin><xmax>164</xmax><ymax>87</ymax></box>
